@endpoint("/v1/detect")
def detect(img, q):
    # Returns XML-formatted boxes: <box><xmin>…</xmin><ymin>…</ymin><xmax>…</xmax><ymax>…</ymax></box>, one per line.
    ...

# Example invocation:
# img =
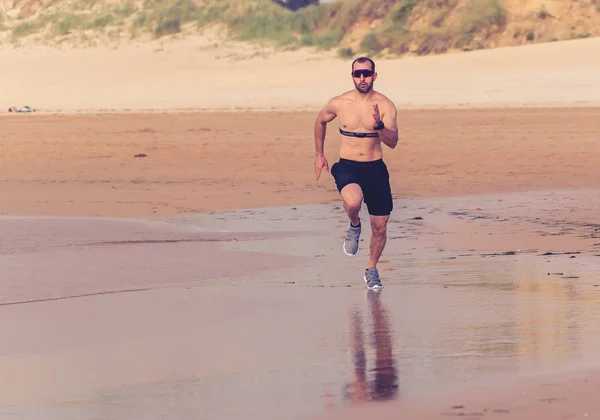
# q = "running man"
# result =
<box><xmin>313</xmin><ymin>56</ymin><xmax>399</xmax><ymax>289</ymax></box>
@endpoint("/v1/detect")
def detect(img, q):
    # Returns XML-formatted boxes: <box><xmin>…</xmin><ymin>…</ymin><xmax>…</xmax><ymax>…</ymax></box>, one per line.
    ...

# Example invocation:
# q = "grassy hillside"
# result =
<box><xmin>1</xmin><ymin>0</ymin><xmax>599</xmax><ymax>57</ymax></box>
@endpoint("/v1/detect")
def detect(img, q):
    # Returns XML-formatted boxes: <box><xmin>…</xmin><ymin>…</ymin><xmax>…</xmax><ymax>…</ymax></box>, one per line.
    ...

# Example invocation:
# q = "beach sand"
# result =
<box><xmin>2</xmin><ymin>36</ymin><xmax>600</xmax><ymax>113</ymax></box>
<box><xmin>2</xmin><ymin>107</ymin><xmax>600</xmax><ymax>218</ymax></box>
<box><xmin>1</xmin><ymin>36</ymin><xmax>600</xmax><ymax>419</ymax></box>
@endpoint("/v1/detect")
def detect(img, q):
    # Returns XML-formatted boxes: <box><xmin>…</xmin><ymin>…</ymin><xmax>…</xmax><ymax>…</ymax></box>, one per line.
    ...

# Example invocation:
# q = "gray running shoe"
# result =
<box><xmin>343</xmin><ymin>221</ymin><xmax>361</xmax><ymax>256</ymax></box>
<box><xmin>364</xmin><ymin>268</ymin><xmax>383</xmax><ymax>289</ymax></box>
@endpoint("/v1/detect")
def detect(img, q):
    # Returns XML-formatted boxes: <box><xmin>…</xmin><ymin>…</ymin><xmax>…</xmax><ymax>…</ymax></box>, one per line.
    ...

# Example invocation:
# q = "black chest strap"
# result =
<box><xmin>339</xmin><ymin>128</ymin><xmax>379</xmax><ymax>138</ymax></box>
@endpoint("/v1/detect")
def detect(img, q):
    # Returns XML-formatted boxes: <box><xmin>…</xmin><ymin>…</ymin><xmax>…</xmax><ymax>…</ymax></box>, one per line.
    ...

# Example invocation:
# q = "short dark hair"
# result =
<box><xmin>352</xmin><ymin>56</ymin><xmax>375</xmax><ymax>73</ymax></box>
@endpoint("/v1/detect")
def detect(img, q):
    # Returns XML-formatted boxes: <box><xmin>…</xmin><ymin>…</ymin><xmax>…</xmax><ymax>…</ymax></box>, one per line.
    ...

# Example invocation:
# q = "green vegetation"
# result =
<box><xmin>11</xmin><ymin>21</ymin><xmax>40</xmax><ymax>38</ymax></box>
<box><xmin>338</xmin><ymin>46</ymin><xmax>354</xmax><ymax>57</ymax></box>
<box><xmin>391</xmin><ymin>0</ymin><xmax>417</xmax><ymax>24</ymax></box>
<box><xmin>461</xmin><ymin>0</ymin><xmax>506</xmax><ymax>32</ymax></box>
<box><xmin>360</xmin><ymin>32</ymin><xmax>380</xmax><ymax>55</ymax></box>
<box><xmin>7</xmin><ymin>1</ymin><xmax>135</xmax><ymax>43</ymax></box>
<box><xmin>2</xmin><ymin>0</ymin><xmax>409</xmax><ymax>49</ymax></box>
<box><xmin>2</xmin><ymin>0</ymin><xmax>597</xmax><ymax>57</ymax></box>
<box><xmin>131</xmin><ymin>0</ymin><xmax>198</xmax><ymax>38</ymax></box>
<box><xmin>54</xmin><ymin>13</ymin><xmax>89</xmax><ymax>35</ymax></box>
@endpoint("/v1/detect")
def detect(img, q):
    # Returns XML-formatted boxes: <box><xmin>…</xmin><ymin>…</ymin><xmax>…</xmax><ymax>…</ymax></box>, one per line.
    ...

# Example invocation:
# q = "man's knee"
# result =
<box><xmin>372</xmin><ymin>225</ymin><xmax>387</xmax><ymax>238</ymax></box>
<box><xmin>341</xmin><ymin>184</ymin><xmax>363</xmax><ymax>210</ymax></box>
<box><xmin>370</xmin><ymin>216</ymin><xmax>389</xmax><ymax>237</ymax></box>
<box><xmin>345</xmin><ymin>199</ymin><xmax>362</xmax><ymax>212</ymax></box>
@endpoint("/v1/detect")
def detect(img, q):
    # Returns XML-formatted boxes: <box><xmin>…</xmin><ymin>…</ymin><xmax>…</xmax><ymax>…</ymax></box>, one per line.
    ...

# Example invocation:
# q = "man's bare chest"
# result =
<box><xmin>337</xmin><ymin>101</ymin><xmax>378</xmax><ymax>131</ymax></box>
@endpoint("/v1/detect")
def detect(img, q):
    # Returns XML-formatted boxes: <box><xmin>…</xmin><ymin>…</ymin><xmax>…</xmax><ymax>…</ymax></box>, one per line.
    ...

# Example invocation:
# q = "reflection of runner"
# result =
<box><xmin>313</xmin><ymin>56</ymin><xmax>399</xmax><ymax>289</ymax></box>
<box><xmin>344</xmin><ymin>289</ymin><xmax>398</xmax><ymax>403</ymax></box>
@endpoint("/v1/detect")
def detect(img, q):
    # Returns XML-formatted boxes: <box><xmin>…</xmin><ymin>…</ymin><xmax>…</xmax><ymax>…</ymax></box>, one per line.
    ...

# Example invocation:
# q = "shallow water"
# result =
<box><xmin>1</xmin><ymin>190</ymin><xmax>599</xmax><ymax>420</ymax></box>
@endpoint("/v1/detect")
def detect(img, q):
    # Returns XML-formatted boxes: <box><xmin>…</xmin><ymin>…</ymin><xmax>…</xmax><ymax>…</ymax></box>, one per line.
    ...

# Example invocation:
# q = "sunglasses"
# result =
<box><xmin>352</xmin><ymin>69</ymin><xmax>374</xmax><ymax>78</ymax></box>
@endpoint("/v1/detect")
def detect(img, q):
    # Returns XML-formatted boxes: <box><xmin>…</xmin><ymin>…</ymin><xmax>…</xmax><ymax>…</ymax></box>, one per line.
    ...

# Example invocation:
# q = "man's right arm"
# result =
<box><xmin>314</xmin><ymin>98</ymin><xmax>338</xmax><ymax>156</ymax></box>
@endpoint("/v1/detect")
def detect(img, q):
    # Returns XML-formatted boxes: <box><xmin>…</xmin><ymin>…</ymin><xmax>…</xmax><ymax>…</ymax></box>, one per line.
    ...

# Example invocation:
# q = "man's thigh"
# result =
<box><xmin>331</xmin><ymin>160</ymin><xmax>359</xmax><ymax>193</ymax></box>
<box><xmin>362</xmin><ymin>163</ymin><xmax>393</xmax><ymax>216</ymax></box>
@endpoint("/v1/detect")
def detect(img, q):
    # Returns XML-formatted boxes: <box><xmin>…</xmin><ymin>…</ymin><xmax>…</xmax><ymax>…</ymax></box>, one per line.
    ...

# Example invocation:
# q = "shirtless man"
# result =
<box><xmin>313</xmin><ymin>56</ymin><xmax>399</xmax><ymax>289</ymax></box>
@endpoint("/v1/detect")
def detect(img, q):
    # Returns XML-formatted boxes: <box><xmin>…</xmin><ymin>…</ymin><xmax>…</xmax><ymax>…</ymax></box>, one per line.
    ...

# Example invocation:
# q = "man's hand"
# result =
<box><xmin>315</xmin><ymin>153</ymin><xmax>329</xmax><ymax>180</ymax></box>
<box><xmin>373</xmin><ymin>101</ymin><xmax>399</xmax><ymax>149</ymax></box>
<box><xmin>372</xmin><ymin>104</ymin><xmax>381</xmax><ymax>128</ymax></box>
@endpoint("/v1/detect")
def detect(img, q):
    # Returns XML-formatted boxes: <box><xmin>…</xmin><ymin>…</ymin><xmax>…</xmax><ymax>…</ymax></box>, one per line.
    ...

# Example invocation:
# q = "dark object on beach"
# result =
<box><xmin>412</xmin><ymin>216</ymin><xmax>423</xmax><ymax>220</ymax></box>
<box><xmin>134</xmin><ymin>153</ymin><xmax>147</xmax><ymax>158</ymax></box>
<box><xmin>272</xmin><ymin>0</ymin><xmax>318</xmax><ymax>11</ymax></box>
<box><xmin>542</xmin><ymin>251</ymin><xmax>581</xmax><ymax>257</ymax></box>
<box><xmin>9</xmin><ymin>105</ymin><xmax>36</xmax><ymax>113</ymax></box>
<box><xmin>481</xmin><ymin>250</ymin><xmax>517</xmax><ymax>256</ymax></box>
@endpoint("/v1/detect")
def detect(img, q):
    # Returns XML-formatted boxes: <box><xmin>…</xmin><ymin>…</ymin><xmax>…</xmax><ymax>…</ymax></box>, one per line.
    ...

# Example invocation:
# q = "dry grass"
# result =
<box><xmin>0</xmin><ymin>0</ymin><xmax>598</xmax><ymax>57</ymax></box>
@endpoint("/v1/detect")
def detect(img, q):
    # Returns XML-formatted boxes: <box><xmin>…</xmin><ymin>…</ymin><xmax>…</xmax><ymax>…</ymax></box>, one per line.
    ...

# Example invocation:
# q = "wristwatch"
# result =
<box><xmin>374</xmin><ymin>120</ymin><xmax>385</xmax><ymax>130</ymax></box>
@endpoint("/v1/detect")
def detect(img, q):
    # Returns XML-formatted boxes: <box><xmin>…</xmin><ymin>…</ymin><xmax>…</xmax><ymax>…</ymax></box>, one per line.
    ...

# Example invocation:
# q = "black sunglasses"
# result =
<box><xmin>352</xmin><ymin>69</ymin><xmax>374</xmax><ymax>78</ymax></box>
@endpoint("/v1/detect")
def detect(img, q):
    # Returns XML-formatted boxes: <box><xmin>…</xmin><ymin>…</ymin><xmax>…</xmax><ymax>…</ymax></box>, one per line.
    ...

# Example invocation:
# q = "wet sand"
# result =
<box><xmin>315</xmin><ymin>364</ymin><xmax>600</xmax><ymax>420</ymax></box>
<box><xmin>1</xmin><ymin>191</ymin><xmax>599</xmax><ymax>419</ymax></box>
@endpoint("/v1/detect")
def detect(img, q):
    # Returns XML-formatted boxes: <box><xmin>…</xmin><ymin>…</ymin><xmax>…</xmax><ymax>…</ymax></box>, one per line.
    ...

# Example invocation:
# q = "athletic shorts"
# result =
<box><xmin>330</xmin><ymin>158</ymin><xmax>393</xmax><ymax>216</ymax></box>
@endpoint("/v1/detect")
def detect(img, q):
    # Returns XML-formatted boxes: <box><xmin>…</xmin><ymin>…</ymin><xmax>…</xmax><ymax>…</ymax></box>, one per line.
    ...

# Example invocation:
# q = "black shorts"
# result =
<box><xmin>330</xmin><ymin>158</ymin><xmax>393</xmax><ymax>216</ymax></box>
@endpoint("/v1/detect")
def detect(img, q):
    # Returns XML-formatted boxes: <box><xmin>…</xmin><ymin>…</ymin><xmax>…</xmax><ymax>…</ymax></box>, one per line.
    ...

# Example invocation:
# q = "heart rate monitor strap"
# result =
<box><xmin>339</xmin><ymin>128</ymin><xmax>379</xmax><ymax>138</ymax></box>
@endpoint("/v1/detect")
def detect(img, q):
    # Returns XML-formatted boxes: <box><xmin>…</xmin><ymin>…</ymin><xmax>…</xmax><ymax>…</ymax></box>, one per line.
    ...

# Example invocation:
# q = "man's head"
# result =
<box><xmin>351</xmin><ymin>57</ymin><xmax>377</xmax><ymax>94</ymax></box>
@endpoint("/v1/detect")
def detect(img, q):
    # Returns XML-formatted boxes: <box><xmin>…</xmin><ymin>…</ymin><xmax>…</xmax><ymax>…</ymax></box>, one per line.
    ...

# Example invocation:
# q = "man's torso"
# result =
<box><xmin>334</xmin><ymin>90</ymin><xmax>389</xmax><ymax>162</ymax></box>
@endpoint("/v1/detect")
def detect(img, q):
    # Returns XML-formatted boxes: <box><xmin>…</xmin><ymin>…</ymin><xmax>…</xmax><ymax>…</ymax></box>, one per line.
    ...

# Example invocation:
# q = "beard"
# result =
<box><xmin>354</xmin><ymin>80</ymin><xmax>373</xmax><ymax>94</ymax></box>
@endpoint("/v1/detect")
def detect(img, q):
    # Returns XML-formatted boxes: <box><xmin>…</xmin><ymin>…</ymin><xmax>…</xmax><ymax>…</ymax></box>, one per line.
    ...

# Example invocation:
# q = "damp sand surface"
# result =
<box><xmin>1</xmin><ymin>189</ymin><xmax>599</xmax><ymax>420</ymax></box>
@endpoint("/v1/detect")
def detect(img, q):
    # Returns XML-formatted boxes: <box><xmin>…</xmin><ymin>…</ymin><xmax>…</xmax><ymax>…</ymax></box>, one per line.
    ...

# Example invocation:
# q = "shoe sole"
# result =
<box><xmin>343</xmin><ymin>242</ymin><xmax>359</xmax><ymax>256</ymax></box>
<box><xmin>363</xmin><ymin>274</ymin><xmax>383</xmax><ymax>289</ymax></box>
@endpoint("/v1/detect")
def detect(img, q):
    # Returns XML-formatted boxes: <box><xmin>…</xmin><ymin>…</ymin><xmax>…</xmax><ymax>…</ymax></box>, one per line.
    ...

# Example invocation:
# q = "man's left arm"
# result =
<box><xmin>374</xmin><ymin>102</ymin><xmax>398</xmax><ymax>149</ymax></box>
